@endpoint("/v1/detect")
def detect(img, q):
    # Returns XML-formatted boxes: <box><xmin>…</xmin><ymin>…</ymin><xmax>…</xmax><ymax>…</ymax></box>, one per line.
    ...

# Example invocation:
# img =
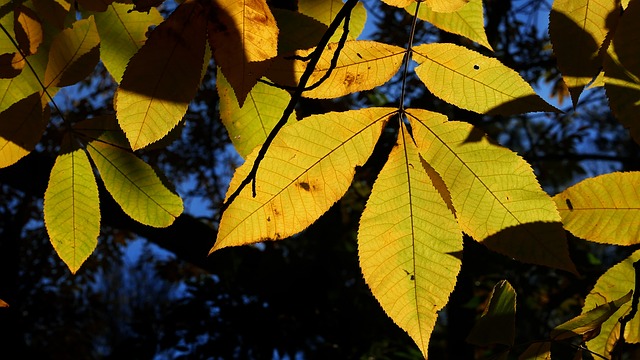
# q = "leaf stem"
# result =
<box><xmin>398</xmin><ymin>1</ymin><xmax>421</xmax><ymax>114</ymax></box>
<box><xmin>219</xmin><ymin>0</ymin><xmax>360</xmax><ymax>215</ymax></box>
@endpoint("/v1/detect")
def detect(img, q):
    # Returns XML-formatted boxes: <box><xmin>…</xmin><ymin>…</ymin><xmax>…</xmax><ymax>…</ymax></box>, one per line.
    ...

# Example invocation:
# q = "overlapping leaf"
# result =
<box><xmin>549</xmin><ymin>0</ymin><xmax>619</xmax><ymax>106</ymax></box>
<box><xmin>115</xmin><ymin>0</ymin><xmax>207</xmax><ymax>150</ymax></box>
<box><xmin>412</xmin><ymin>43</ymin><xmax>558</xmax><ymax>115</ymax></box>
<box><xmin>553</xmin><ymin>172</ymin><xmax>640</xmax><ymax>245</ymax></box>
<box><xmin>208</xmin><ymin>0</ymin><xmax>279</xmax><ymax>106</ymax></box>
<box><xmin>406</xmin><ymin>0</ymin><xmax>492</xmax><ymax>50</ymax></box>
<box><xmin>44</xmin><ymin>145</ymin><xmax>100</xmax><ymax>274</ymax></box>
<box><xmin>519</xmin><ymin>342</ymin><xmax>551</xmax><ymax>360</ymax></box>
<box><xmin>272</xmin><ymin>9</ymin><xmax>326</xmax><ymax>55</ymax></box>
<box><xmin>266</xmin><ymin>40</ymin><xmax>405</xmax><ymax>99</ymax></box>
<box><xmin>466</xmin><ymin>280</ymin><xmax>516</xmax><ymax>346</ymax></box>
<box><xmin>358</xmin><ymin>124</ymin><xmax>462</xmax><ymax>358</ymax></box>
<box><xmin>44</xmin><ymin>16</ymin><xmax>100</xmax><ymax>88</ymax></box>
<box><xmin>86</xmin><ymin>133</ymin><xmax>183</xmax><ymax>227</ymax></box>
<box><xmin>603</xmin><ymin>0</ymin><xmax>640</xmax><ymax>145</ymax></box>
<box><xmin>217</xmin><ymin>68</ymin><xmax>294</xmax><ymax>158</ymax></box>
<box><xmin>407</xmin><ymin>108</ymin><xmax>576</xmax><ymax>273</ymax></box>
<box><xmin>213</xmin><ymin>107</ymin><xmax>396</xmax><ymax>252</ymax></box>
<box><xmin>584</xmin><ymin>250</ymin><xmax>640</xmax><ymax>357</ymax></box>
<box><xmin>298</xmin><ymin>0</ymin><xmax>367</xmax><ymax>41</ymax></box>
<box><xmin>91</xmin><ymin>3</ymin><xmax>164</xmax><ymax>83</ymax></box>
<box><xmin>0</xmin><ymin>92</ymin><xmax>47</xmax><ymax>168</ymax></box>
<box><xmin>0</xmin><ymin>6</ymin><xmax>43</xmax><ymax>78</ymax></box>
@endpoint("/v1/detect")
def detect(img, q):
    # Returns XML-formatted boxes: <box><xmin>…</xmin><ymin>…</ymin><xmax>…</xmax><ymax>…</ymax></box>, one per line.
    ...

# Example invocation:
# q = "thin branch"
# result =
<box><xmin>398</xmin><ymin>1</ymin><xmax>421</xmax><ymax>114</ymax></box>
<box><xmin>219</xmin><ymin>0</ymin><xmax>360</xmax><ymax>214</ymax></box>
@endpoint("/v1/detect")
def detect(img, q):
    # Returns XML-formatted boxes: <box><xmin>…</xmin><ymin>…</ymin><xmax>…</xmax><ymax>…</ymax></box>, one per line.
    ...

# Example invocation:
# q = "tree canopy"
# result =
<box><xmin>1</xmin><ymin>0</ymin><xmax>639</xmax><ymax>358</ymax></box>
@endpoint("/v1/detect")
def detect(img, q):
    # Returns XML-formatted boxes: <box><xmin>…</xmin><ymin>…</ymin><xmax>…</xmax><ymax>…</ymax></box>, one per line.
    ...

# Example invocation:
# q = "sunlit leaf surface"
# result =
<box><xmin>298</xmin><ymin>0</ymin><xmax>367</xmax><ymax>41</ymax></box>
<box><xmin>0</xmin><ymin>92</ymin><xmax>47</xmax><ymax>168</ymax></box>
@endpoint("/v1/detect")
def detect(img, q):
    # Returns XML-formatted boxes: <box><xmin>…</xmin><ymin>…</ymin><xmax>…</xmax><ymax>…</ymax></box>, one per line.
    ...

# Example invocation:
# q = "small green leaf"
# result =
<box><xmin>44</xmin><ymin>146</ymin><xmax>100</xmax><ymax>274</ymax></box>
<box><xmin>87</xmin><ymin>137</ymin><xmax>183</xmax><ymax>227</ymax></box>
<box><xmin>467</xmin><ymin>280</ymin><xmax>516</xmax><ymax>346</ymax></box>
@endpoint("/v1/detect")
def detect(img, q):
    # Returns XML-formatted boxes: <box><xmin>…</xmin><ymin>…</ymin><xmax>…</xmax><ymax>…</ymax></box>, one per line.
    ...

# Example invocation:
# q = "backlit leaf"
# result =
<box><xmin>358</xmin><ymin>124</ymin><xmax>462</xmax><ymax>358</ymax></box>
<box><xmin>407</xmin><ymin>108</ymin><xmax>576</xmax><ymax>273</ymax></box>
<box><xmin>92</xmin><ymin>2</ymin><xmax>164</xmax><ymax>83</ymax></box>
<box><xmin>31</xmin><ymin>0</ymin><xmax>70</xmax><ymax>30</ymax></box>
<box><xmin>0</xmin><ymin>69</ymin><xmax>42</xmax><ymax>112</ymax></box>
<box><xmin>519</xmin><ymin>342</ymin><xmax>551</xmax><ymax>360</ymax></box>
<box><xmin>115</xmin><ymin>0</ymin><xmax>207</xmax><ymax>150</ymax></box>
<box><xmin>272</xmin><ymin>9</ymin><xmax>326</xmax><ymax>55</ymax></box>
<box><xmin>298</xmin><ymin>0</ymin><xmax>367</xmax><ymax>41</ymax></box>
<box><xmin>266</xmin><ymin>40</ymin><xmax>405</xmax><ymax>99</ymax></box>
<box><xmin>549</xmin><ymin>0</ymin><xmax>619</xmax><ymax>106</ymax></box>
<box><xmin>44</xmin><ymin>146</ymin><xmax>100</xmax><ymax>274</ymax></box>
<box><xmin>208</xmin><ymin>0</ymin><xmax>279</xmax><ymax>106</ymax></box>
<box><xmin>552</xmin><ymin>291</ymin><xmax>632</xmax><ymax>341</ymax></box>
<box><xmin>87</xmin><ymin>136</ymin><xmax>183</xmax><ymax>227</ymax></box>
<box><xmin>603</xmin><ymin>0</ymin><xmax>640</xmax><ymax>145</ymax></box>
<box><xmin>0</xmin><ymin>92</ymin><xmax>47</xmax><ymax>168</ymax></box>
<box><xmin>217</xmin><ymin>68</ymin><xmax>295</xmax><ymax>159</ymax></box>
<box><xmin>412</xmin><ymin>43</ymin><xmax>558</xmax><ymax>115</ymax></box>
<box><xmin>381</xmin><ymin>0</ymin><xmax>415</xmax><ymax>7</ymax></box>
<box><xmin>584</xmin><ymin>250</ymin><xmax>640</xmax><ymax>357</ymax></box>
<box><xmin>467</xmin><ymin>280</ymin><xmax>516</xmax><ymax>346</ymax></box>
<box><xmin>1</xmin><ymin>5</ymin><xmax>43</xmax><ymax>78</ymax></box>
<box><xmin>0</xmin><ymin>298</ymin><xmax>7</xmax><ymax>307</ymax></box>
<box><xmin>425</xmin><ymin>0</ymin><xmax>469</xmax><ymax>13</ymax></box>
<box><xmin>44</xmin><ymin>16</ymin><xmax>100</xmax><ymax>87</ymax></box>
<box><xmin>15</xmin><ymin>5</ymin><xmax>43</xmax><ymax>56</ymax></box>
<box><xmin>406</xmin><ymin>0</ymin><xmax>492</xmax><ymax>50</ymax></box>
<box><xmin>553</xmin><ymin>172</ymin><xmax>640</xmax><ymax>245</ymax></box>
<box><xmin>213</xmin><ymin>107</ymin><xmax>396</xmax><ymax>252</ymax></box>
<box><xmin>77</xmin><ymin>0</ymin><xmax>115</xmax><ymax>12</ymax></box>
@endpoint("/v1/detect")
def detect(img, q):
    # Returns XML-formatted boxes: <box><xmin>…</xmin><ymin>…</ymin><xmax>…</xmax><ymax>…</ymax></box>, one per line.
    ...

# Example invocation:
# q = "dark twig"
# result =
<box><xmin>398</xmin><ymin>1</ymin><xmax>421</xmax><ymax>114</ymax></box>
<box><xmin>220</xmin><ymin>0</ymin><xmax>360</xmax><ymax>214</ymax></box>
<box><xmin>611</xmin><ymin>260</ymin><xmax>640</xmax><ymax>359</ymax></box>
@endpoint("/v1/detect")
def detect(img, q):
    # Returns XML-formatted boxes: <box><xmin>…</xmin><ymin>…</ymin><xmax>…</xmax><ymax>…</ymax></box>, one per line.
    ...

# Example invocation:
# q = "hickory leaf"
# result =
<box><xmin>425</xmin><ymin>0</ymin><xmax>469</xmax><ymax>13</ymax></box>
<box><xmin>213</xmin><ymin>107</ymin><xmax>396</xmax><ymax>252</ymax></box>
<box><xmin>217</xmin><ymin>68</ymin><xmax>295</xmax><ymax>159</ymax></box>
<box><xmin>91</xmin><ymin>3</ymin><xmax>164</xmax><ymax>83</ymax></box>
<box><xmin>115</xmin><ymin>0</ymin><xmax>207</xmax><ymax>150</ymax></box>
<box><xmin>272</xmin><ymin>9</ymin><xmax>326</xmax><ymax>55</ymax></box>
<box><xmin>44</xmin><ymin>16</ymin><xmax>100</xmax><ymax>88</ymax></box>
<box><xmin>549</xmin><ymin>0</ymin><xmax>619</xmax><ymax>106</ymax></box>
<box><xmin>298</xmin><ymin>0</ymin><xmax>367</xmax><ymax>42</ymax></box>
<box><xmin>86</xmin><ymin>136</ymin><xmax>183</xmax><ymax>228</ymax></box>
<box><xmin>412</xmin><ymin>43</ymin><xmax>558</xmax><ymax>115</ymax></box>
<box><xmin>381</xmin><ymin>0</ymin><xmax>415</xmax><ymax>8</ymax></box>
<box><xmin>553</xmin><ymin>171</ymin><xmax>640</xmax><ymax>245</ymax></box>
<box><xmin>406</xmin><ymin>0</ymin><xmax>492</xmax><ymax>51</ymax></box>
<box><xmin>266</xmin><ymin>40</ymin><xmax>405</xmax><ymax>99</ymax></box>
<box><xmin>603</xmin><ymin>0</ymin><xmax>640</xmax><ymax>145</ymax></box>
<box><xmin>407</xmin><ymin>108</ymin><xmax>577</xmax><ymax>274</ymax></box>
<box><xmin>208</xmin><ymin>0</ymin><xmax>279</xmax><ymax>106</ymax></box>
<box><xmin>44</xmin><ymin>146</ymin><xmax>100</xmax><ymax>274</ymax></box>
<box><xmin>0</xmin><ymin>92</ymin><xmax>47</xmax><ymax>168</ymax></box>
<box><xmin>358</xmin><ymin>123</ymin><xmax>462</xmax><ymax>358</ymax></box>
<box><xmin>584</xmin><ymin>250</ymin><xmax>640</xmax><ymax>357</ymax></box>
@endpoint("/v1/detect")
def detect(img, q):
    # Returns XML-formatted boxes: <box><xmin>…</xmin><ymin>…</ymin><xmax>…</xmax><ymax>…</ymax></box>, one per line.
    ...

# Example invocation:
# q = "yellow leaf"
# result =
<box><xmin>44</xmin><ymin>146</ymin><xmax>100</xmax><ymax>274</ymax></box>
<box><xmin>412</xmin><ymin>43</ymin><xmax>558</xmax><ymax>115</ymax></box>
<box><xmin>549</xmin><ymin>0</ymin><xmax>619</xmax><ymax>107</ymax></box>
<box><xmin>272</xmin><ymin>8</ymin><xmax>326</xmax><ymax>55</ymax></box>
<box><xmin>217</xmin><ymin>68</ymin><xmax>295</xmax><ymax>159</ymax></box>
<box><xmin>15</xmin><ymin>5</ymin><xmax>43</xmax><ymax>57</ymax></box>
<box><xmin>115</xmin><ymin>0</ymin><xmax>207</xmax><ymax>150</ymax></box>
<box><xmin>584</xmin><ymin>250</ymin><xmax>640</xmax><ymax>357</ymax></box>
<box><xmin>358</xmin><ymin>123</ymin><xmax>462</xmax><ymax>358</ymax></box>
<box><xmin>208</xmin><ymin>0</ymin><xmax>279</xmax><ymax>106</ymax></box>
<box><xmin>266</xmin><ymin>40</ymin><xmax>405</xmax><ymax>99</ymax></box>
<box><xmin>298</xmin><ymin>0</ymin><xmax>367</xmax><ymax>41</ymax></box>
<box><xmin>407</xmin><ymin>108</ymin><xmax>577</xmax><ymax>273</ymax></box>
<box><xmin>425</xmin><ymin>0</ymin><xmax>469</xmax><ymax>13</ymax></box>
<box><xmin>467</xmin><ymin>280</ymin><xmax>516</xmax><ymax>346</ymax></box>
<box><xmin>0</xmin><ymin>92</ymin><xmax>47</xmax><ymax>168</ymax></box>
<box><xmin>87</xmin><ymin>136</ymin><xmax>183</xmax><ymax>227</ymax></box>
<box><xmin>381</xmin><ymin>0</ymin><xmax>415</xmax><ymax>7</ymax></box>
<box><xmin>553</xmin><ymin>172</ymin><xmax>640</xmax><ymax>245</ymax></box>
<box><xmin>213</xmin><ymin>107</ymin><xmax>396</xmax><ymax>252</ymax></box>
<box><xmin>603</xmin><ymin>0</ymin><xmax>640</xmax><ymax>145</ymax></box>
<box><xmin>44</xmin><ymin>16</ymin><xmax>100</xmax><ymax>87</ymax></box>
<box><xmin>406</xmin><ymin>0</ymin><xmax>492</xmax><ymax>51</ymax></box>
<box><xmin>91</xmin><ymin>3</ymin><xmax>164</xmax><ymax>83</ymax></box>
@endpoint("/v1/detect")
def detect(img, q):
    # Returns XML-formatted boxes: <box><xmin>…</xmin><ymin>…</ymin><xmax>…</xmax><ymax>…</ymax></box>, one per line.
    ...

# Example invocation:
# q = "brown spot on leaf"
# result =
<box><xmin>298</xmin><ymin>181</ymin><xmax>311</xmax><ymax>191</ymax></box>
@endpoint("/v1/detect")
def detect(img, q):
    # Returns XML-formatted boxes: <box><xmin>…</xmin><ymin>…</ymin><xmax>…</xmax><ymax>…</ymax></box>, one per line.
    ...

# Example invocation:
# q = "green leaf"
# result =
<box><xmin>552</xmin><ymin>291</ymin><xmax>632</xmax><ymax>341</ymax></box>
<box><xmin>406</xmin><ymin>0</ymin><xmax>492</xmax><ymax>51</ymax></box>
<box><xmin>518</xmin><ymin>342</ymin><xmax>551</xmax><ymax>360</ymax></box>
<box><xmin>407</xmin><ymin>108</ymin><xmax>577</xmax><ymax>274</ymax></box>
<box><xmin>44</xmin><ymin>146</ymin><xmax>100</xmax><ymax>274</ymax></box>
<box><xmin>412</xmin><ymin>43</ymin><xmax>558</xmax><ymax>115</ymax></box>
<box><xmin>91</xmin><ymin>3</ymin><xmax>164</xmax><ymax>83</ymax></box>
<box><xmin>213</xmin><ymin>107</ymin><xmax>396</xmax><ymax>252</ymax></box>
<box><xmin>358</xmin><ymin>123</ymin><xmax>462</xmax><ymax>358</ymax></box>
<box><xmin>217</xmin><ymin>68</ymin><xmax>295</xmax><ymax>159</ymax></box>
<box><xmin>115</xmin><ymin>0</ymin><xmax>207</xmax><ymax>150</ymax></box>
<box><xmin>584</xmin><ymin>250</ymin><xmax>640</xmax><ymax>357</ymax></box>
<box><xmin>44</xmin><ymin>16</ymin><xmax>100</xmax><ymax>87</ymax></box>
<box><xmin>467</xmin><ymin>280</ymin><xmax>516</xmax><ymax>346</ymax></box>
<box><xmin>86</xmin><ymin>136</ymin><xmax>183</xmax><ymax>227</ymax></box>
<box><xmin>0</xmin><ymin>92</ymin><xmax>47</xmax><ymax>168</ymax></box>
<box><xmin>553</xmin><ymin>171</ymin><xmax>640</xmax><ymax>245</ymax></box>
